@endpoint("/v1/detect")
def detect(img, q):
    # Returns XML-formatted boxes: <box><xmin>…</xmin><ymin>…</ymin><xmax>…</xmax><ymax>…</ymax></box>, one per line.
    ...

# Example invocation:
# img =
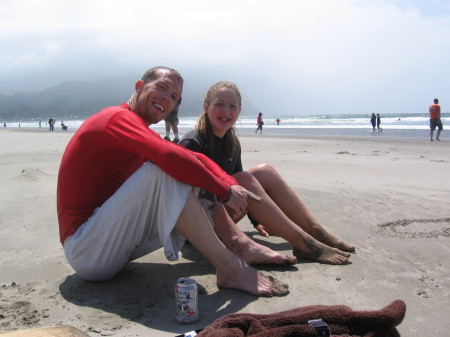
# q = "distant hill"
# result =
<box><xmin>0</xmin><ymin>75</ymin><xmax>258</xmax><ymax>121</ymax></box>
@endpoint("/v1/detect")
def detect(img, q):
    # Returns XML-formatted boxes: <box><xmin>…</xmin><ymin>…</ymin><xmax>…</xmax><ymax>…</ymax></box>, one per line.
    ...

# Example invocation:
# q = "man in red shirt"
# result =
<box><xmin>429</xmin><ymin>98</ymin><xmax>443</xmax><ymax>141</ymax></box>
<box><xmin>57</xmin><ymin>66</ymin><xmax>288</xmax><ymax>297</ymax></box>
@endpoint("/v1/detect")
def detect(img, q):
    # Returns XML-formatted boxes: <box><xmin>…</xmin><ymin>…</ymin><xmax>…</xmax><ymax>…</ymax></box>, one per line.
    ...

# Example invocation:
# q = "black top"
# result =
<box><xmin>180</xmin><ymin>130</ymin><xmax>260</xmax><ymax>228</ymax></box>
<box><xmin>179</xmin><ymin>130</ymin><xmax>243</xmax><ymax>175</ymax></box>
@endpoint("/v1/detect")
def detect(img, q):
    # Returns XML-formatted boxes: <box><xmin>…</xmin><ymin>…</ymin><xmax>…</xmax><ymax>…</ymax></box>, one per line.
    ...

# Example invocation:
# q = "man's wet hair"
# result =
<box><xmin>141</xmin><ymin>66</ymin><xmax>183</xmax><ymax>84</ymax></box>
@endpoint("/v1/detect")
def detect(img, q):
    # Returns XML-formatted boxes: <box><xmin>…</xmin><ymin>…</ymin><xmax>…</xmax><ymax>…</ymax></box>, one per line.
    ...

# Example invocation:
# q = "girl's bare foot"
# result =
<box><xmin>227</xmin><ymin>234</ymin><xmax>297</xmax><ymax>266</ymax></box>
<box><xmin>217</xmin><ymin>259</ymin><xmax>289</xmax><ymax>297</ymax></box>
<box><xmin>330</xmin><ymin>239</ymin><xmax>355</xmax><ymax>253</ymax></box>
<box><xmin>293</xmin><ymin>242</ymin><xmax>351</xmax><ymax>265</ymax></box>
<box><xmin>308</xmin><ymin>227</ymin><xmax>356</xmax><ymax>253</ymax></box>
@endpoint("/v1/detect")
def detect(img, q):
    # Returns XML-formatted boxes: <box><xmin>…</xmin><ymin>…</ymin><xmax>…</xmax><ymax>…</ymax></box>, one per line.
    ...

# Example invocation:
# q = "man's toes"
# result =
<box><xmin>260</xmin><ymin>289</ymin><xmax>273</xmax><ymax>297</ymax></box>
<box><xmin>272</xmin><ymin>283</ymin><xmax>290</xmax><ymax>296</ymax></box>
<box><xmin>284</xmin><ymin>255</ymin><xmax>297</xmax><ymax>265</ymax></box>
<box><xmin>267</xmin><ymin>275</ymin><xmax>290</xmax><ymax>296</ymax></box>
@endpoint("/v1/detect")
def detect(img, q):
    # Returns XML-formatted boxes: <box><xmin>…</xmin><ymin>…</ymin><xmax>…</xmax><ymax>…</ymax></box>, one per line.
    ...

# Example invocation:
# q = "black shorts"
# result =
<box><xmin>430</xmin><ymin>118</ymin><xmax>443</xmax><ymax>131</ymax></box>
<box><xmin>164</xmin><ymin>111</ymin><xmax>179</xmax><ymax>125</ymax></box>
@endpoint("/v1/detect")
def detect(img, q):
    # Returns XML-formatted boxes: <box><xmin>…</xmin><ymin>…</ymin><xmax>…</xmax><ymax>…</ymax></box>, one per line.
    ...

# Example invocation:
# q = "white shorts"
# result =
<box><xmin>64</xmin><ymin>162</ymin><xmax>192</xmax><ymax>281</ymax></box>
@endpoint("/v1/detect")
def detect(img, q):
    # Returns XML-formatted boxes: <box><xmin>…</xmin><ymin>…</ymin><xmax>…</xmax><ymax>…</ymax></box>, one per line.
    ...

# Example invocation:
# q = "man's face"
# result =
<box><xmin>134</xmin><ymin>70</ymin><xmax>183</xmax><ymax>125</ymax></box>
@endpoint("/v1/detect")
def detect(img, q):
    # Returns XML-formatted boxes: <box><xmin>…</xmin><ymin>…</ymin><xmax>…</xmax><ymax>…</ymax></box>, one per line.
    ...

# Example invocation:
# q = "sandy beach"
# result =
<box><xmin>0</xmin><ymin>127</ymin><xmax>449</xmax><ymax>336</ymax></box>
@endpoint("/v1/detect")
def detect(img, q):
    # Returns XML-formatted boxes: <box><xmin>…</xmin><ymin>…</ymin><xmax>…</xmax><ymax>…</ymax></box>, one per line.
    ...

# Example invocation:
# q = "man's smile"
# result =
<box><xmin>154</xmin><ymin>102</ymin><xmax>165</xmax><ymax>113</ymax></box>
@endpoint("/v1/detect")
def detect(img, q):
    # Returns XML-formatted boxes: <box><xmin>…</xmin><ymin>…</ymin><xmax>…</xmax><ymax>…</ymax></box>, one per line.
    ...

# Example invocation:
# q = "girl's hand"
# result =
<box><xmin>255</xmin><ymin>224</ymin><xmax>270</xmax><ymax>237</ymax></box>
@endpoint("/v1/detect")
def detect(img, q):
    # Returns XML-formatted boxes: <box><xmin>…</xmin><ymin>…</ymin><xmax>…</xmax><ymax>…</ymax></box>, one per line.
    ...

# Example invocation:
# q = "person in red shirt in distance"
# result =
<box><xmin>57</xmin><ymin>66</ymin><xmax>289</xmax><ymax>297</ymax></box>
<box><xmin>429</xmin><ymin>98</ymin><xmax>443</xmax><ymax>141</ymax></box>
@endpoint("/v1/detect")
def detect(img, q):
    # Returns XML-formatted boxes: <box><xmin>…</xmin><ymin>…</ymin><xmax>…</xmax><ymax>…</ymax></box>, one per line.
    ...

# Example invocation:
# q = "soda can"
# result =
<box><xmin>175</xmin><ymin>278</ymin><xmax>198</xmax><ymax>323</ymax></box>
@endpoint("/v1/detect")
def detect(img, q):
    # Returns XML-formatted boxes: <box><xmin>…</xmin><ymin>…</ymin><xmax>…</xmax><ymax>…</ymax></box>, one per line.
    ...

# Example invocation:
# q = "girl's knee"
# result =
<box><xmin>233</xmin><ymin>171</ymin><xmax>257</xmax><ymax>186</ymax></box>
<box><xmin>250</xmin><ymin>163</ymin><xmax>278</xmax><ymax>178</ymax></box>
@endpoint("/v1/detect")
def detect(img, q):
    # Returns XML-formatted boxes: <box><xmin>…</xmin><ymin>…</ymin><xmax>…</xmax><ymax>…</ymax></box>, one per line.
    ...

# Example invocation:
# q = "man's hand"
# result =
<box><xmin>224</xmin><ymin>185</ymin><xmax>262</xmax><ymax>219</ymax></box>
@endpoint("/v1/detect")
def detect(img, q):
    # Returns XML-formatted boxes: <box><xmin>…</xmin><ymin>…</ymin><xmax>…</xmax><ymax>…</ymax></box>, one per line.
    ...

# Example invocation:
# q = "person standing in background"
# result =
<box><xmin>255</xmin><ymin>112</ymin><xmax>264</xmax><ymax>134</ymax></box>
<box><xmin>48</xmin><ymin>118</ymin><xmax>54</xmax><ymax>131</ymax></box>
<box><xmin>164</xmin><ymin>97</ymin><xmax>182</xmax><ymax>143</ymax></box>
<box><xmin>370</xmin><ymin>113</ymin><xmax>376</xmax><ymax>131</ymax></box>
<box><xmin>429</xmin><ymin>98</ymin><xmax>443</xmax><ymax>141</ymax></box>
<box><xmin>376</xmin><ymin>113</ymin><xmax>383</xmax><ymax>132</ymax></box>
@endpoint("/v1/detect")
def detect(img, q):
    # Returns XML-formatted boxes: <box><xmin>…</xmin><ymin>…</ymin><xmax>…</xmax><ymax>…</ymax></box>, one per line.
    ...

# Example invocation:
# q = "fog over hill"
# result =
<box><xmin>0</xmin><ymin>75</ymin><xmax>258</xmax><ymax>122</ymax></box>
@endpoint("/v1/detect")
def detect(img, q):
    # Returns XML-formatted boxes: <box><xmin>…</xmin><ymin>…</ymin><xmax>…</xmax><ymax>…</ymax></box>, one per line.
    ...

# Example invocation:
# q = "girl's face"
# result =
<box><xmin>204</xmin><ymin>88</ymin><xmax>241</xmax><ymax>138</ymax></box>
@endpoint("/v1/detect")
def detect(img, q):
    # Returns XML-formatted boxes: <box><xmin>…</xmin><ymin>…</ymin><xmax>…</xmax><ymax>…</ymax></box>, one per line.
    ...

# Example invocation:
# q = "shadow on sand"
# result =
<box><xmin>59</xmin><ymin>243</ymin><xmax>298</xmax><ymax>335</ymax></box>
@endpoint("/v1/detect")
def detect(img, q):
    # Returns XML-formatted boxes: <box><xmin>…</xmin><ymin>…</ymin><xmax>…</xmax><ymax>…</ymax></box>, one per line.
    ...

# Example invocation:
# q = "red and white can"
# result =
<box><xmin>175</xmin><ymin>278</ymin><xmax>198</xmax><ymax>323</ymax></box>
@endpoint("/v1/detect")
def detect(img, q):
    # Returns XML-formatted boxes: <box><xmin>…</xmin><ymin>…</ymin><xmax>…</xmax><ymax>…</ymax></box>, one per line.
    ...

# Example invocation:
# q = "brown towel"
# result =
<box><xmin>197</xmin><ymin>299</ymin><xmax>406</xmax><ymax>337</ymax></box>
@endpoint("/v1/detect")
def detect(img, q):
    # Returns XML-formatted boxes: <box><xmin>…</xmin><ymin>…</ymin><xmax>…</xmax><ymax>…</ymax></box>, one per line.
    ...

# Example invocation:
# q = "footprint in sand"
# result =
<box><xmin>373</xmin><ymin>218</ymin><xmax>450</xmax><ymax>239</ymax></box>
<box><xmin>17</xmin><ymin>167</ymin><xmax>53</xmax><ymax>181</ymax></box>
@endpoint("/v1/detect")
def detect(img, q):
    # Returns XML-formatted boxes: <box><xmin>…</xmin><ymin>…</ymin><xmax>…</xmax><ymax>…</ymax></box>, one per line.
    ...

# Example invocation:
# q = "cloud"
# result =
<box><xmin>1</xmin><ymin>0</ymin><xmax>449</xmax><ymax>114</ymax></box>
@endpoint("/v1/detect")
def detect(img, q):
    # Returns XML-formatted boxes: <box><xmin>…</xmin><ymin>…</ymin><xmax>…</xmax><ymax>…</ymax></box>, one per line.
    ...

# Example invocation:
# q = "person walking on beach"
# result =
<box><xmin>429</xmin><ymin>98</ymin><xmax>443</xmax><ymax>141</ymax></box>
<box><xmin>57</xmin><ymin>66</ymin><xmax>288</xmax><ymax>297</ymax></box>
<box><xmin>164</xmin><ymin>97</ymin><xmax>181</xmax><ymax>143</ymax></box>
<box><xmin>276</xmin><ymin>118</ymin><xmax>281</xmax><ymax>126</ymax></box>
<box><xmin>376</xmin><ymin>113</ymin><xmax>383</xmax><ymax>132</ymax></box>
<box><xmin>255</xmin><ymin>112</ymin><xmax>264</xmax><ymax>134</ymax></box>
<box><xmin>370</xmin><ymin>113</ymin><xmax>376</xmax><ymax>131</ymax></box>
<box><xmin>180</xmin><ymin>81</ymin><xmax>354</xmax><ymax>265</ymax></box>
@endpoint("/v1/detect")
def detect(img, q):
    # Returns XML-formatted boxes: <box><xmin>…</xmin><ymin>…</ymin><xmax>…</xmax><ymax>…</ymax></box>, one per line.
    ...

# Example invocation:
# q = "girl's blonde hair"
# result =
<box><xmin>195</xmin><ymin>81</ymin><xmax>241</xmax><ymax>159</ymax></box>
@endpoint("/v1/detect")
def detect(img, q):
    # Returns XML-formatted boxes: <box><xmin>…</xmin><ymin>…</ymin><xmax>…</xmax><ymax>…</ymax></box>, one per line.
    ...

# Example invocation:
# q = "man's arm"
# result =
<box><xmin>106</xmin><ymin>111</ymin><xmax>236</xmax><ymax>200</ymax></box>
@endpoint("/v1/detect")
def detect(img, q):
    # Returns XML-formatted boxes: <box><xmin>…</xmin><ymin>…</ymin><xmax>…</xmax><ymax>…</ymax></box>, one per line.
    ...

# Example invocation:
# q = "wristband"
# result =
<box><xmin>218</xmin><ymin>187</ymin><xmax>232</xmax><ymax>203</ymax></box>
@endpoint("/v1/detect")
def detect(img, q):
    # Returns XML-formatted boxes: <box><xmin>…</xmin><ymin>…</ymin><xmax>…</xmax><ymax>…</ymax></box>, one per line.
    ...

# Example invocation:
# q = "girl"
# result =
<box><xmin>256</xmin><ymin>112</ymin><xmax>263</xmax><ymax>134</ymax></box>
<box><xmin>180</xmin><ymin>81</ymin><xmax>355</xmax><ymax>265</ymax></box>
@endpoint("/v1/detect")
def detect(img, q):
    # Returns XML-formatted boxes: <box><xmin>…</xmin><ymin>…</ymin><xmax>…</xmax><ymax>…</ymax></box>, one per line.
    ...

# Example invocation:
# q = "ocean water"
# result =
<box><xmin>5</xmin><ymin>112</ymin><xmax>449</xmax><ymax>139</ymax></box>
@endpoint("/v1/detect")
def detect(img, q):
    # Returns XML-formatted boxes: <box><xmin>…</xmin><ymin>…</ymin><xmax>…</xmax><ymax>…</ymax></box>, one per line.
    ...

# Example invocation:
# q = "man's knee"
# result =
<box><xmin>70</xmin><ymin>259</ymin><xmax>124</xmax><ymax>282</ymax></box>
<box><xmin>178</xmin><ymin>188</ymin><xmax>201</xmax><ymax>214</ymax></box>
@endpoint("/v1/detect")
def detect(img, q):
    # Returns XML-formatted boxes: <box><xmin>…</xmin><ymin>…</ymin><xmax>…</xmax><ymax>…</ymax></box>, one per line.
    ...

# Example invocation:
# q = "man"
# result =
<box><xmin>164</xmin><ymin>97</ymin><xmax>181</xmax><ymax>143</ymax></box>
<box><xmin>429</xmin><ymin>98</ymin><xmax>443</xmax><ymax>141</ymax></box>
<box><xmin>376</xmin><ymin>113</ymin><xmax>382</xmax><ymax>132</ymax></box>
<box><xmin>57</xmin><ymin>66</ymin><xmax>288</xmax><ymax>297</ymax></box>
<box><xmin>370</xmin><ymin>113</ymin><xmax>376</xmax><ymax>131</ymax></box>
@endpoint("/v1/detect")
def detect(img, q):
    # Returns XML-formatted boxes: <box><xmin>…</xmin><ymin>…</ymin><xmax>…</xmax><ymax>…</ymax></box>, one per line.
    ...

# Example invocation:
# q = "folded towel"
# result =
<box><xmin>197</xmin><ymin>299</ymin><xmax>406</xmax><ymax>337</ymax></box>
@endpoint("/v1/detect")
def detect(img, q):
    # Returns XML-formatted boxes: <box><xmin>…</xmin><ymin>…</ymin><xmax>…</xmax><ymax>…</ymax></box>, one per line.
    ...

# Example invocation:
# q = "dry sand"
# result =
<box><xmin>0</xmin><ymin>127</ymin><xmax>449</xmax><ymax>336</ymax></box>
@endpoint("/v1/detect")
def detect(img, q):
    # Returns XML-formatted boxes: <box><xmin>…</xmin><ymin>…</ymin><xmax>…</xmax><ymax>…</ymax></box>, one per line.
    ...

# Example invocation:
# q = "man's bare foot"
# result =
<box><xmin>293</xmin><ymin>243</ymin><xmax>351</xmax><ymax>265</ymax></box>
<box><xmin>217</xmin><ymin>260</ymin><xmax>289</xmax><ymax>297</ymax></box>
<box><xmin>227</xmin><ymin>234</ymin><xmax>297</xmax><ymax>266</ymax></box>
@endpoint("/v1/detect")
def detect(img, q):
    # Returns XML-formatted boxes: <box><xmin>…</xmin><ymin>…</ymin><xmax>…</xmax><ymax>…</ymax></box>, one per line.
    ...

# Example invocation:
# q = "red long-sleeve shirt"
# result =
<box><xmin>57</xmin><ymin>104</ymin><xmax>237</xmax><ymax>244</ymax></box>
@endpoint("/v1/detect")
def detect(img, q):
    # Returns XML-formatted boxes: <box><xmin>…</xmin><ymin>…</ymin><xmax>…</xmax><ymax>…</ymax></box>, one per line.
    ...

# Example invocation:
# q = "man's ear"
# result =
<box><xmin>135</xmin><ymin>80</ymin><xmax>145</xmax><ymax>92</ymax></box>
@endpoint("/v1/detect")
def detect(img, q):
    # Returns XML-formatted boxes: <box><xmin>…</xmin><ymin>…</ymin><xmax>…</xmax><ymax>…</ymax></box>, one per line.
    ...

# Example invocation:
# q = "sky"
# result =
<box><xmin>1</xmin><ymin>0</ymin><xmax>450</xmax><ymax>115</ymax></box>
